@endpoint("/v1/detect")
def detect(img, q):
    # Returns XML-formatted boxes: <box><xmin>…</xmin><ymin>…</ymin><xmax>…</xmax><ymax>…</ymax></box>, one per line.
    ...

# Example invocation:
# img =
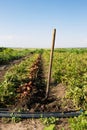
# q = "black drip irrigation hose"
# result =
<box><xmin>0</xmin><ymin>110</ymin><xmax>84</xmax><ymax>118</ymax></box>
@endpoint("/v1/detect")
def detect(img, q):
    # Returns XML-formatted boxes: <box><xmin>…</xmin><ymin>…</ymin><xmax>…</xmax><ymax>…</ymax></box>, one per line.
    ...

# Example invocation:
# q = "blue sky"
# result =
<box><xmin>0</xmin><ymin>0</ymin><xmax>87</xmax><ymax>48</ymax></box>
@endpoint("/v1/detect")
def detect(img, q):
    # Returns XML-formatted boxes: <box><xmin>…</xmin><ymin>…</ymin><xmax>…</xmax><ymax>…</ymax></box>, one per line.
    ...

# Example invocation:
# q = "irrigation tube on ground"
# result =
<box><xmin>0</xmin><ymin>111</ymin><xmax>83</xmax><ymax>118</ymax></box>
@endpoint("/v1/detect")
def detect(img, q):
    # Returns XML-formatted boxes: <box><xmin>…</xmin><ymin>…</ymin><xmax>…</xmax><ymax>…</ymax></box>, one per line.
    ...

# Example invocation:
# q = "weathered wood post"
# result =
<box><xmin>46</xmin><ymin>29</ymin><xmax>56</xmax><ymax>99</ymax></box>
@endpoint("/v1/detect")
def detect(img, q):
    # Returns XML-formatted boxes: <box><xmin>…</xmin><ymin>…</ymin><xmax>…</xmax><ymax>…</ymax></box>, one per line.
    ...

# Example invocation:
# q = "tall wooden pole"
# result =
<box><xmin>46</xmin><ymin>29</ymin><xmax>56</xmax><ymax>99</ymax></box>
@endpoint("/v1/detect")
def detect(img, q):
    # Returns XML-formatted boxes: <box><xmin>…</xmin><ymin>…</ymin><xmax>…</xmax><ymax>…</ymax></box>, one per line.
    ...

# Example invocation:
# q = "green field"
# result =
<box><xmin>0</xmin><ymin>47</ymin><xmax>87</xmax><ymax>129</ymax></box>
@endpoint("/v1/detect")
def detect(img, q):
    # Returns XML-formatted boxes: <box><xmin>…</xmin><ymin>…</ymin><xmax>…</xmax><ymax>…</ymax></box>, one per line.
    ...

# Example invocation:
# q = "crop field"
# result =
<box><xmin>0</xmin><ymin>47</ymin><xmax>87</xmax><ymax>130</ymax></box>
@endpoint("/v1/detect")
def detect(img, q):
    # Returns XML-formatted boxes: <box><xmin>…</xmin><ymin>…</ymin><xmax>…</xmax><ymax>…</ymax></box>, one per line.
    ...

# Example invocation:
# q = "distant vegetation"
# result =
<box><xmin>0</xmin><ymin>47</ymin><xmax>33</xmax><ymax>65</ymax></box>
<box><xmin>55</xmin><ymin>48</ymin><xmax>87</xmax><ymax>53</ymax></box>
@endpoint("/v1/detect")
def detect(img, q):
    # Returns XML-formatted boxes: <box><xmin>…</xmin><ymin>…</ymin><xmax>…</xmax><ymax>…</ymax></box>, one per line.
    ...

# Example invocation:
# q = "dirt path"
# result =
<box><xmin>0</xmin><ymin>119</ymin><xmax>44</xmax><ymax>130</ymax></box>
<box><xmin>50</xmin><ymin>83</ymin><xmax>75</xmax><ymax>112</ymax></box>
<box><xmin>50</xmin><ymin>84</ymin><xmax>72</xmax><ymax>130</ymax></box>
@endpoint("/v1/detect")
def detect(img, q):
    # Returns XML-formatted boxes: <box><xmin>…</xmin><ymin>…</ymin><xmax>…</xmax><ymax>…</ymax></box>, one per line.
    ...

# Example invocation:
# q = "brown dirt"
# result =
<box><xmin>50</xmin><ymin>83</ymin><xmax>75</xmax><ymax>112</ymax></box>
<box><xmin>0</xmin><ymin>84</ymin><xmax>73</xmax><ymax>130</ymax></box>
<box><xmin>0</xmin><ymin>119</ymin><xmax>44</xmax><ymax>130</ymax></box>
<box><xmin>56</xmin><ymin>118</ymin><xmax>70</xmax><ymax>130</ymax></box>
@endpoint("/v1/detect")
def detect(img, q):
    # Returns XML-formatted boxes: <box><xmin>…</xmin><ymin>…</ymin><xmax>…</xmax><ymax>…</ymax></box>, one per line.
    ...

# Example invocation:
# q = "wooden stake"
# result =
<box><xmin>46</xmin><ymin>29</ymin><xmax>56</xmax><ymax>98</ymax></box>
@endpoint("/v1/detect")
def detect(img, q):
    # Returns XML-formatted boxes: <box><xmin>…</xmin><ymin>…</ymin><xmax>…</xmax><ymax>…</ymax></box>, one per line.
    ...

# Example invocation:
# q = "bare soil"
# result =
<box><xmin>0</xmin><ymin>84</ymin><xmax>73</xmax><ymax>130</ymax></box>
<box><xmin>0</xmin><ymin>119</ymin><xmax>44</xmax><ymax>130</ymax></box>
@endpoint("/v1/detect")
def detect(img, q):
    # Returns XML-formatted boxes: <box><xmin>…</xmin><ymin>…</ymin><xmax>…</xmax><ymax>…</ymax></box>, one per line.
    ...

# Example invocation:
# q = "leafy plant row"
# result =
<box><xmin>16</xmin><ymin>54</ymin><xmax>46</xmax><ymax>110</ymax></box>
<box><xmin>0</xmin><ymin>53</ymin><xmax>39</xmax><ymax>106</ymax></box>
<box><xmin>51</xmin><ymin>49</ymin><xmax>87</xmax><ymax>130</ymax></box>
<box><xmin>52</xmin><ymin>50</ymin><xmax>87</xmax><ymax>109</ymax></box>
<box><xmin>55</xmin><ymin>48</ymin><xmax>87</xmax><ymax>54</ymax></box>
<box><xmin>41</xmin><ymin>49</ymin><xmax>87</xmax><ymax>129</ymax></box>
<box><xmin>0</xmin><ymin>48</ymin><xmax>33</xmax><ymax>65</ymax></box>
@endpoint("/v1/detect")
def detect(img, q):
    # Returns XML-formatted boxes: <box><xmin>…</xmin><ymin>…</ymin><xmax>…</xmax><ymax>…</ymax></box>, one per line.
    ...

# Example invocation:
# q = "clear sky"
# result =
<box><xmin>0</xmin><ymin>0</ymin><xmax>87</xmax><ymax>48</ymax></box>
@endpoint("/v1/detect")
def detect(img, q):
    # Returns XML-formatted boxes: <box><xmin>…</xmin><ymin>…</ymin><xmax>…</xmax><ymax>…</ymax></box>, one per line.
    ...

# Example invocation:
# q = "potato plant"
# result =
<box><xmin>0</xmin><ymin>53</ymin><xmax>39</xmax><ymax>106</ymax></box>
<box><xmin>52</xmin><ymin>49</ymin><xmax>87</xmax><ymax>109</ymax></box>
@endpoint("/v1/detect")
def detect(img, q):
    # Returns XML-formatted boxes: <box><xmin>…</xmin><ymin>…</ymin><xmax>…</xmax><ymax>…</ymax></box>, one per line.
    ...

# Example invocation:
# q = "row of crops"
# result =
<box><xmin>52</xmin><ymin>48</ymin><xmax>87</xmax><ymax>109</ymax></box>
<box><xmin>53</xmin><ymin>48</ymin><xmax>87</xmax><ymax>129</ymax></box>
<box><xmin>0</xmin><ymin>48</ymin><xmax>87</xmax><ymax>129</ymax></box>
<box><xmin>43</xmin><ymin>48</ymin><xmax>87</xmax><ymax>109</ymax></box>
<box><xmin>0</xmin><ymin>47</ymin><xmax>33</xmax><ymax>65</ymax></box>
<box><xmin>0</xmin><ymin>52</ymin><xmax>40</xmax><ymax>106</ymax></box>
<box><xmin>42</xmin><ymin>48</ymin><xmax>87</xmax><ymax>129</ymax></box>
